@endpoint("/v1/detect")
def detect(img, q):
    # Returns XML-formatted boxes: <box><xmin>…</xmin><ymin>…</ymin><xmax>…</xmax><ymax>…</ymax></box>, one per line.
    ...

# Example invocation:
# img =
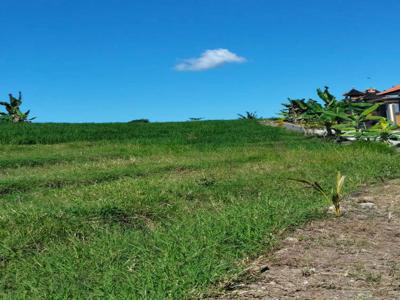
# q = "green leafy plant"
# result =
<box><xmin>280</xmin><ymin>99</ymin><xmax>309</xmax><ymax>123</ymax></box>
<box><xmin>363</xmin><ymin>119</ymin><xmax>400</xmax><ymax>143</ymax></box>
<box><xmin>238</xmin><ymin>111</ymin><xmax>259</xmax><ymax>120</ymax></box>
<box><xmin>281</xmin><ymin>87</ymin><xmax>383</xmax><ymax>139</ymax></box>
<box><xmin>280</xmin><ymin>98</ymin><xmax>324</xmax><ymax>127</ymax></box>
<box><xmin>0</xmin><ymin>92</ymin><xmax>35</xmax><ymax>123</ymax></box>
<box><xmin>331</xmin><ymin>103</ymin><xmax>383</xmax><ymax>140</ymax></box>
<box><xmin>281</xmin><ymin>87</ymin><xmax>344</xmax><ymax>136</ymax></box>
<box><xmin>289</xmin><ymin>171</ymin><xmax>346</xmax><ymax>217</ymax></box>
<box><xmin>315</xmin><ymin>87</ymin><xmax>356</xmax><ymax>137</ymax></box>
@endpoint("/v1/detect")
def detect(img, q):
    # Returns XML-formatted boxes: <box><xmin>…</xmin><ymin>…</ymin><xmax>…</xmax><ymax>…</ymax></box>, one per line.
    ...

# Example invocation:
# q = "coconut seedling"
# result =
<box><xmin>289</xmin><ymin>171</ymin><xmax>346</xmax><ymax>217</ymax></box>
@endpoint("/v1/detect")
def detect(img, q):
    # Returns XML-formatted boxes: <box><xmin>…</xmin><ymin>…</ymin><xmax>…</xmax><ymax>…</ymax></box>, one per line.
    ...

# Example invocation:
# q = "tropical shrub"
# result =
<box><xmin>281</xmin><ymin>87</ymin><xmax>385</xmax><ymax>140</ymax></box>
<box><xmin>360</xmin><ymin>119</ymin><xmax>400</xmax><ymax>143</ymax></box>
<box><xmin>0</xmin><ymin>92</ymin><xmax>35</xmax><ymax>123</ymax></box>
<box><xmin>331</xmin><ymin>104</ymin><xmax>383</xmax><ymax>139</ymax></box>
<box><xmin>238</xmin><ymin>111</ymin><xmax>259</xmax><ymax>120</ymax></box>
<box><xmin>280</xmin><ymin>99</ymin><xmax>309</xmax><ymax>123</ymax></box>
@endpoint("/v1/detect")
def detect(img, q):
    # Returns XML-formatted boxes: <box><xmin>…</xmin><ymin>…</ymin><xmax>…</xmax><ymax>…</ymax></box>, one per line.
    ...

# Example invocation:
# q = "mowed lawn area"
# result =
<box><xmin>1</xmin><ymin>120</ymin><xmax>399</xmax><ymax>298</ymax></box>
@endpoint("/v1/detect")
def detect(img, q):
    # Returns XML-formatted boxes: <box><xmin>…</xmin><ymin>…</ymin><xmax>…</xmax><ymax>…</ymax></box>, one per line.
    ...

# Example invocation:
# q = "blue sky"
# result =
<box><xmin>1</xmin><ymin>0</ymin><xmax>399</xmax><ymax>122</ymax></box>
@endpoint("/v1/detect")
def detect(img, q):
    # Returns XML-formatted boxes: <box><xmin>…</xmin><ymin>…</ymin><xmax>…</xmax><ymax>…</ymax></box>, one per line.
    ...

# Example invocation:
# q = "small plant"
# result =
<box><xmin>238</xmin><ymin>111</ymin><xmax>259</xmax><ymax>120</ymax></box>
<box><xmin>289</xmin><ymin>171</ymin><xmax>346</xmax><ymax>217</ymax></box>
<box><xmin>0</xmin><ymin>92</ymin><xmax>35</xmax><ymax>123</ymax></box>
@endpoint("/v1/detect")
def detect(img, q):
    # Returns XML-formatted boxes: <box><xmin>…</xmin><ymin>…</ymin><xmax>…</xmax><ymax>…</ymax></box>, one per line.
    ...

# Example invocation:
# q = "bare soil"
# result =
<box><xmin>212</xmin><ymin>180</ymin><xmax>400</xmax><ymax>300</ymax></box>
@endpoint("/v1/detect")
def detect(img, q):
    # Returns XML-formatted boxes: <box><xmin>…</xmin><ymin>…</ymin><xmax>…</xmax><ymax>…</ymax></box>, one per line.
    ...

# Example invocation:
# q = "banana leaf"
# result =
<box><xmin>360</xmin><ymin>103</ymin><xmax>381</xmax><ymax>117</ymax></box>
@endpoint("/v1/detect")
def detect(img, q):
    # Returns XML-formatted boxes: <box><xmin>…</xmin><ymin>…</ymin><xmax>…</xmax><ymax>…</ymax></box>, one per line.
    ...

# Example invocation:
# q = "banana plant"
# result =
<box><xmin>363</xmin><ymin>119</ymin><xmax>400</xmax><ymax>143</ymax></box>
<box><xmin>280</xmin><ymin>99</ymin><xmax>308</xmax><ymax>123</ymax></box>
<box><xmin>331</xmin><ymin>103</ymin><xmax>383</xmax><ymax>139</ymax></box>
<box><xmin>317</xmin><ymin>86</ymin><xmax>338</xmax><ymax>108</ymax></box>
<box><xmin>281</xmin><ymin>98</ymin><xmax>323</xmax><ymax>125</ymax></box>
<box><xmin>281</xmin><ymin>87</ymin><xmax>385</xmax><ymax>139</ymax></box>
<box><xmin>315</xmin><ymin>87</ymin><xmax>353</xmax><ymax>136</ymax></box>
<box><xmin>316</xmin><ymin>92</ymin><xmax>381</xmax><ymax>138</ymax></box>
<box><xmin>0</xmin><ymin>92</ymin><xmax>35</xmax><ymax>123</ymax></box>
<box><xmin>282</xmin><ymin>89</ymin><xmax>345</xmax><ymax>136</ymax></box>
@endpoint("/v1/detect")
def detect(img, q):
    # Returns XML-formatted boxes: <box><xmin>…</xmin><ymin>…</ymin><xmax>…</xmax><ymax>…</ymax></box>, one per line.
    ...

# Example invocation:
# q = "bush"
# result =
<box><xmin>128</xmin><ymin>119</ymin><xmax>150</xmax><ymax>123</ymax></box>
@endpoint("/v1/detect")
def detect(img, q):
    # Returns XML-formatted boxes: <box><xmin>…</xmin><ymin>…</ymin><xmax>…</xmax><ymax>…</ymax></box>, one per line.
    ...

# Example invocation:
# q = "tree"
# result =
<box><xmin>0</xmin><ymin>92</ymin><xmax>35</xmax><ymax>123</ymax></box>
<box><xmin>280</xmin><ymin>99</ymin><xmax>311</xmax><ymax>123</ymax></box>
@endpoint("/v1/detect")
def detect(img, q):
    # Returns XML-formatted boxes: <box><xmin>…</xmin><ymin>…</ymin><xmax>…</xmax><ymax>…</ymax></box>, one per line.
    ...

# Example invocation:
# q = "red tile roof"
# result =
<box><xmin>378</xmin><ymin>84</ymin><xmax>400</xmax><ymax>95</ymax></box>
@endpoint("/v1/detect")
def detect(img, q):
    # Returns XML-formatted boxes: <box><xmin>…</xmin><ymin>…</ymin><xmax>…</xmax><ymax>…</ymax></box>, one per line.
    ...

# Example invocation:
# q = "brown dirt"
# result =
<box><xmin>211</xmin><ymin>180</ymin><xmax>400</xmax><ymax>300</ymax></box>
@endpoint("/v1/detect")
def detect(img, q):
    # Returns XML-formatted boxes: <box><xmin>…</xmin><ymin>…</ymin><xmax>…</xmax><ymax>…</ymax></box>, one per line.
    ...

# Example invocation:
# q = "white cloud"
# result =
<box><xmin>175</xmin><ymin>48</ymin><xmax>246</xmax><ymax>71</ymax></box>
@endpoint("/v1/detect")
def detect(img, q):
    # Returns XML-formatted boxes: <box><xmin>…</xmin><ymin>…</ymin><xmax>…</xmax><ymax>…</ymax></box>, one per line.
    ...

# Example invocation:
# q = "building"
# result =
<box><xmin>343</xmin><ymin>85</ymin><xmax>400</xmax><ymax>125</ymax></box>
<box><xmin>343</xmin><ymin>88</ymin><xmax>365</xmax><ymax>101</ymax></box>
<box><xmin>377</xmin><ymin>85</ymin><xmax>400</xmax><ymax>125</ymax></box>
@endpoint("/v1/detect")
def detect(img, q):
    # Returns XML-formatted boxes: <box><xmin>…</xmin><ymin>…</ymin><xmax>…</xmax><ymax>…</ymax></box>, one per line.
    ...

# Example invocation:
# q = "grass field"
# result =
<box><xmin>1</xmin><ymin>120</ymin><xmax>399</xmax><ymax>299</ymax></box>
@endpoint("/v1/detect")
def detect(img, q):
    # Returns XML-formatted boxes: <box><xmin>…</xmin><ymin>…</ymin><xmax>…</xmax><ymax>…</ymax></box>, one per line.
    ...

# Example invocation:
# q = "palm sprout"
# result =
<box><xmin>289</xmin><ymin>171</ymin><xmax>346</xmax><ymax>217</ymax></box>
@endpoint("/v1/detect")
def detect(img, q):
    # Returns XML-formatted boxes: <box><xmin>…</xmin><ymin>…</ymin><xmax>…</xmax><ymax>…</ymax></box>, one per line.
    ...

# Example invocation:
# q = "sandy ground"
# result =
<box><xmin>211</xmin><ymin>180</ymin><xmax>400</xmax><ymax>300</ymax></box>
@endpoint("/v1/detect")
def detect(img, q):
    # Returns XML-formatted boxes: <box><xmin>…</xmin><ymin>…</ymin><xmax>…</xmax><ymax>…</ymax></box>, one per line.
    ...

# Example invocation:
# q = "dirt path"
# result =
<box><xmin>212</xmin><ymin>180</ymin><xmax>400</xmax><ymax>300</ymax></box>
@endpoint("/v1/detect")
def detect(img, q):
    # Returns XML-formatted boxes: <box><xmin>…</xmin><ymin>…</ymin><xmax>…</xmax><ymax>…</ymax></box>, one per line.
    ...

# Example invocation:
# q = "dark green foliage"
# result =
<box><xmin>238</xmin><ymin>111</ymin><xmax>259</xmax><ymax>120</ymax></box>
<box><xmin>128</xmin><ymin>118</ymin><xmax>149</xmax><ymax>123</ymax></box>
<box><xmin>281</xmin><ymin>87</ymin><xmax>387</xmax><ymax>139</ymax></box>
<box><xmin>0</xmin><ymin>92</ymin><xmax>35</xmax><ymax>123</ymax></box>
<box><xmin>359</xmin><ymin>119</ymin><xmax>400</xmax><ymax>143</ymax></box>
<box><xmin>280</xmin><ymin>98</ymin><xmax>320</xmax><ymax>124</ymax></box>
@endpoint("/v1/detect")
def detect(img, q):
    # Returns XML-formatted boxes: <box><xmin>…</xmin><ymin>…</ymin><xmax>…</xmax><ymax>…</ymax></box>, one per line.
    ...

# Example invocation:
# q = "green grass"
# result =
<box><xmin>0</xmin><ymin>120</ymin><xmax>399</xmax><ymax>299</ymax></box>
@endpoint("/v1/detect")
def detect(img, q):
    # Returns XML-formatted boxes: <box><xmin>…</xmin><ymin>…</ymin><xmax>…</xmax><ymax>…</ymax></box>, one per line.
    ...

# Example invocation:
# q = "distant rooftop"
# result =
<box><xmin>365</xmin><ymin>88</ymin><xmax>380</xmax><ymax>94</ymax></box>
<box><xmin>378</xmin><ymin>84</ymin><xmax>400</xmax><ymax>96</ymax></box>
<box><xmin>343</xmin><ymin>88</ymin><xmax>364</xmax><ymax>97</ymax></box>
